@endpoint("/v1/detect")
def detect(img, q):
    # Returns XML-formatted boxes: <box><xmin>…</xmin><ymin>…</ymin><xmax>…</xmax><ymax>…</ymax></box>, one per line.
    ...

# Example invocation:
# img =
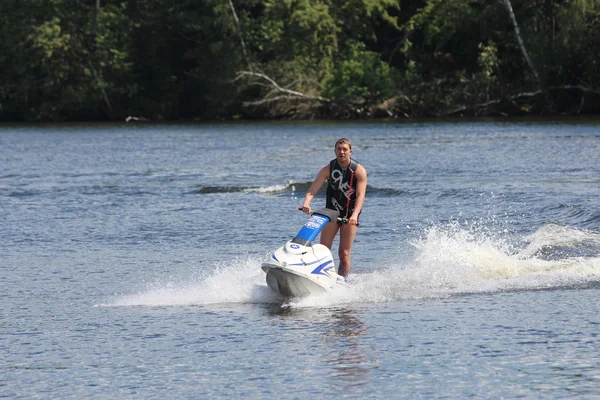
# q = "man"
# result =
<box><xmin>300</xmin><ymin>138</ymin><xmax>367</xmax><ymax>277</ymax></box>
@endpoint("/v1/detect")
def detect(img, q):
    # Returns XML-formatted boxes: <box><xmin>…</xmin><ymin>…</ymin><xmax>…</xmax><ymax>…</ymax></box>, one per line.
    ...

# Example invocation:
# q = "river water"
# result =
<box><xmin>1</xmin><ymin>120</ymin><xmax>599</xmax><ymax>398</ymax></box>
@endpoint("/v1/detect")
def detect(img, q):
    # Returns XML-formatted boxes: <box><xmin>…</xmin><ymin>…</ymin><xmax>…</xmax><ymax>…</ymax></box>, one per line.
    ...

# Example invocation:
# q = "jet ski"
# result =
<box><xmin>261</xmin><ymin>208</ymin><xmax>350</xmax><ymax>297</ymax></box>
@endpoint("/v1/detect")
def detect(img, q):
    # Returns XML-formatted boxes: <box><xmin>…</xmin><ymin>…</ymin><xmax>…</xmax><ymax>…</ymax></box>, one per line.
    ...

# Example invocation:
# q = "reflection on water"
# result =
<box><xmin>266</xmin><ymin>305</ymin><xmax>377</xmax><ymax>386</ymax></box>
<box><xmin>327</xmin><ymin>309</ymin><xmax>375</xmax><ymax>387</ymax></box>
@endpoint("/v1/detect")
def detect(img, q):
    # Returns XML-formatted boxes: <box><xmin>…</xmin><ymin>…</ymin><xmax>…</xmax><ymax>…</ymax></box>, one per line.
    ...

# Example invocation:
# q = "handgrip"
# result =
<box><xmin>298</xmin><ymin>207</ymin><xmax>350</xmax><ymax>225</ymax></box>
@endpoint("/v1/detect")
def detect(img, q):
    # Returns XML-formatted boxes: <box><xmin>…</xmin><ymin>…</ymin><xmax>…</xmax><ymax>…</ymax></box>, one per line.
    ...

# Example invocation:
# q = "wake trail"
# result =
<box><xmin>102</xmin><ymin>223</ymin><xmax>600</xmax><ymax>308</ymax></box>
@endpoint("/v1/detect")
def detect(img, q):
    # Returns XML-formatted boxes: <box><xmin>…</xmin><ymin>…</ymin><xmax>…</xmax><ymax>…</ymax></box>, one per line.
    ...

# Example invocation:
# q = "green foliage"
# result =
<box><xmin>29</xmin><ymin>18</ymin><xmax>71</xmax><ymax>60</ymax></box>
<box><xmin>1</xmin><ymin>0</ymin><xmax>600</xmax><ymax>120</ymax></box>
<box><xmin>545</xmin><ymin>0</ymin><xmax>600</xmax><ymax>85</ymax></box>
<box><xmin>249</xmin><ymin>0</ymin><xmax>339</xmax><ymax>87</ymax></box>
<box><xmin>323</xmin><ymin>41</ymin><xmax>395</xmax><ymax>106</ymax></box>
<box><xmin>407</xmin><ymin>0</ymin><xmax>483</xmax><ymax>48</ymax></box>
<box><xmin>478</xmin><ymin>42</ymin><xmax>499</xmax><ymax>84</ymax></box>
<box><xmin>241</xmin><ymin>0</ymin><xmax>399</xmax><ymax>110</ymax></box>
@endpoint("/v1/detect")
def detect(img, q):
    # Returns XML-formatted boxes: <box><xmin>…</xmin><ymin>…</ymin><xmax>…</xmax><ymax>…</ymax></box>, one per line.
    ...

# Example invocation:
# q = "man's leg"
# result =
<box><xmin>337</xmin><ymin>224</ymin><xmax>358</xmax><ymax>277</ymax></box>
<box><xmin>319</xmin><ymin>222</ymin><xmax>339</xmax><ymax>249</ymax></box>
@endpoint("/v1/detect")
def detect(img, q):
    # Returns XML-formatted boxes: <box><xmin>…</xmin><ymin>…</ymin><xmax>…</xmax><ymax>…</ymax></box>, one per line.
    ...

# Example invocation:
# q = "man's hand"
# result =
<box><xmin>299</xmin><ymin>205</ymin><xmax>312</xmax><ymax>214</ymax></box>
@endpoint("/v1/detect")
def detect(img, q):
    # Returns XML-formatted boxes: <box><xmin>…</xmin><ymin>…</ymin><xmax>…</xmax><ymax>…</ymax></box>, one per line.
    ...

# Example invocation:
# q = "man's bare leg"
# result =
<box><xmin>320</xmin><ymin>222</ymin><xmax>339</xmax><ymax>249</ymax></box>
<box><xmin>337</xmin><ymin>224</ymin><xmax>358</xmax><ymax>277</ymax></box>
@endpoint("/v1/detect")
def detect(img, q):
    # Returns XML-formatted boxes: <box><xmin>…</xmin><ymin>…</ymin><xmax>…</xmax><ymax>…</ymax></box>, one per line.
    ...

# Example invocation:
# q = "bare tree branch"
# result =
<box><xmin>441</xmin><ymin>84</ymin><xmax>600</xmax><ymax>116</ymax></box>
<box><xmin>557</xmin><ymin>85</ymin><xmax>600</xmax><ymax>96</ymax></box>
<box><xmin>387</xmin><ymin>30</ymin><xmax>413</xmax><ymax>65</ymax></box>
<box><xmin>227</xmin><ymin>0</ymin><xmax>251</xmax><ymax>70</ymax></box>
<box><xmin>499</xmin><ymin>0</ymin><xmax>553</xmax><ymax>107</ymax></box>
<box><xmin>236</xmin><ymin>71</ymin><xmax>330</xmax><ymax>102</ymax></box>
<box><xmin>87</xmin><ymin>60</ymin><xmax>113</xmax><ymax>115</ymax></box>
<box><xmin>243</xmin><ymin>95</ymin><xmax>314</xmax><ymax>106</ymax></box>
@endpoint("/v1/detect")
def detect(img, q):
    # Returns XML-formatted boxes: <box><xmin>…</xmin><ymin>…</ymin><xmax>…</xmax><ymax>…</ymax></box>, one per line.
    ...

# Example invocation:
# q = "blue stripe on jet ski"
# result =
<box><xmin>311</xmin><ymin>260</ymin><xmax>334</xmax><ymax>277</ymax></box>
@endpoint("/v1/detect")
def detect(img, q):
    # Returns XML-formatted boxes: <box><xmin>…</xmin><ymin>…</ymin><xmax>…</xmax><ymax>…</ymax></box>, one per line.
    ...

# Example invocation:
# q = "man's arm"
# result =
<box><xmin>301</xmin><ymin>165</ymin><xmax>329</xmax><ymax>213</ymax></box>
<box><xmin>349</xmin><ymin>165</ymin><xmax>367</xmax><ymax>225</ymax></box>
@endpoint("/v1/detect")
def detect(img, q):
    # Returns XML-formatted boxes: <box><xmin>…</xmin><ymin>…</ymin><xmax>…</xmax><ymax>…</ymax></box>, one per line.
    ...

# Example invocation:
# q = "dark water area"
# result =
<box><xmin>1</xmin><ymin>119</ymin><xmax>599</xmax><ymax>398</ymax></box>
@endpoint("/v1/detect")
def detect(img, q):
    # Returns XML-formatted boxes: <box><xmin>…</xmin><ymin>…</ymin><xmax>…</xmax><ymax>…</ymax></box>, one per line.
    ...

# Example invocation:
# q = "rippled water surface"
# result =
<box><xmin>2</xmin><ymin>120</ymin><xmax>600</xmax><ymax>398</ymax></box>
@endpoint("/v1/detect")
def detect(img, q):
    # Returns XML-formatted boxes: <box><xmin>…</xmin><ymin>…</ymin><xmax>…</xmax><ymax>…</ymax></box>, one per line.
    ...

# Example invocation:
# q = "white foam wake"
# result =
<box><xmin>519</xmin><ymin>223</ymin><xmax>600</xmax><ymax>258</ymax></box>
<box><xmin>105</xmin><ymin>255</ymin><xmax>278</xmax><ymax>307</ymax></box>
<box><xmin>103</xmin><ymin>223</ymin><xmax>600</xmax><ymax>308</ymax></box>
<box><xmin>287</xmin><ymin>222</ymin><xmax>600</xmax><ymax>307</ymax></box>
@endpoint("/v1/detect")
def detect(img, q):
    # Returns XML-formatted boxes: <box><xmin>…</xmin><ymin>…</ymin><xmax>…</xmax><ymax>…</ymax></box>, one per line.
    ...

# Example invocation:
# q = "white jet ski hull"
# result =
<box><xmin>261</xmin><ymin>208</ymin><xmax>349</xmax><ymax>298</ymax></box>
<box><xmin>262</xmin><ymin>262</ymin><xmax>348</xmax><ymax>298</ymax></box>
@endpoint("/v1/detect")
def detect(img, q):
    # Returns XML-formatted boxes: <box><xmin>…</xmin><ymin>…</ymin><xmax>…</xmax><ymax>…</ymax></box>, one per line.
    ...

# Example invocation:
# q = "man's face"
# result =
<box><xmin>335</xmin><ymin>143</ymin><xmax>352</xmax><ymax>160</ymax></box>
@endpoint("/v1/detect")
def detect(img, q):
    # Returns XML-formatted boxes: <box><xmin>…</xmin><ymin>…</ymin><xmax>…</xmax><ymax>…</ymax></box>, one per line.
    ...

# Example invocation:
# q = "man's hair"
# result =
<box><xmin>335</xmin><ymin>138</ymin><xmax>352</xmax><ymax>150</ymax></box>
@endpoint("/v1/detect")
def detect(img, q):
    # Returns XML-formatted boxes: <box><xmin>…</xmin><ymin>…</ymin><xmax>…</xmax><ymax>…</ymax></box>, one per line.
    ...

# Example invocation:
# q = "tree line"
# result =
<box><xmin>1</xmin><ymin>0</ymin><xmax>599</xmax><ymax>121</ymax></box>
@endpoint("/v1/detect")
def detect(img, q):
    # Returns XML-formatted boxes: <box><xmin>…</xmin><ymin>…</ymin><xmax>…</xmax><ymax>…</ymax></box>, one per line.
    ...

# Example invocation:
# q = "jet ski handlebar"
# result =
<box><xmin>298</xmin><ymin>207</ymin><xmax>348</xmax><ymax>225</ymax></box>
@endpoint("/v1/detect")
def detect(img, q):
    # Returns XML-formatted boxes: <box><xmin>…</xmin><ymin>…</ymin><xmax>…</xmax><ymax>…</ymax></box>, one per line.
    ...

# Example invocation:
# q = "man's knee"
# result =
<box><xmin>339</xmin><ymin>248</ymin><xmax>351</xmax><ymax>262</ymax></box>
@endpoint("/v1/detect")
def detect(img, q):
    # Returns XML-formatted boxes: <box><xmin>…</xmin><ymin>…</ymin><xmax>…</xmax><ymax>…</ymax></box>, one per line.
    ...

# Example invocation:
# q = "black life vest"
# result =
<box><xmin>326</xmin><ymin>158</ymin><xmax>359</xmax><ymax>218</ymax></box>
